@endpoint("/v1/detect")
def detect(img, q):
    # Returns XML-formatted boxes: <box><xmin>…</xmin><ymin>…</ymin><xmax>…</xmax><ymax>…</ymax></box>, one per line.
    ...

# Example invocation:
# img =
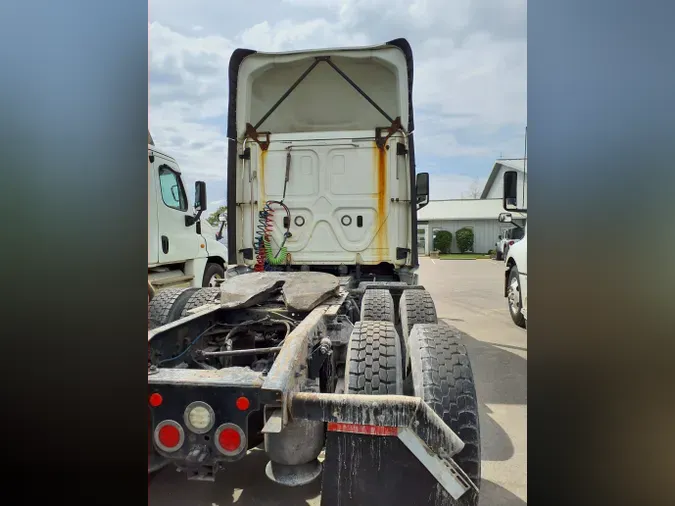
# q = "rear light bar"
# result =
<box><xmin>154</xmin><ymin>420</ymin><xmax>185</xmax><ymax>453</ymax></box>
<box><xmin>214</xmin><ymin>423</ymin><xmax>246</xmax><ymax>456</ymax></box>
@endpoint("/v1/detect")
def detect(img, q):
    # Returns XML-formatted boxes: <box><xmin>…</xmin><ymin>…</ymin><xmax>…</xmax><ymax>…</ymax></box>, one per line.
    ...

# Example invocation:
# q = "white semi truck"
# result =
<box><xmin>500</xmin><ymin>170</ymin><xmax>527</xmax><ymax>327</ymax></box>
<box><xmin>147</xmin><ymin>39</ymin><xmax>482</xmax><ymax>506</ymax></box>
<box><xmin>147</xmin><ymin>140</ymin><xmax>228</xmax><ymax>297</ymax></box>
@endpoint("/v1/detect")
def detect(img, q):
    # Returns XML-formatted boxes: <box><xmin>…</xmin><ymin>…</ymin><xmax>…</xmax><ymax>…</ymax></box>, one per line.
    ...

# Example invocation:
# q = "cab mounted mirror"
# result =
<box><xmin>498</xmin><ymin>212</ymin><xmax>513</xmax><ymax>223</ymax></box>
<box><xmin>186</xmin><ymin>181</ymin><xmax>208</xmax><ymax>226</ymax></box>
<box><xmin>502</xmin><ymin>170</ymin><xmax>527</xmax><ymax>212</ymax></box>
<box><xmin>194</xmin><ymin>181</ymin><xmax>207</xmax><ymax>212</ymax></box>
<box><xmin>503</xmin><ymin>171</ymin><xmax>518</xmax><ymax>210</ymax></box>
<box><xmin>416</xmin><ymin>172</ymin><xmax>430</xmax><ymax>209</ymax></box>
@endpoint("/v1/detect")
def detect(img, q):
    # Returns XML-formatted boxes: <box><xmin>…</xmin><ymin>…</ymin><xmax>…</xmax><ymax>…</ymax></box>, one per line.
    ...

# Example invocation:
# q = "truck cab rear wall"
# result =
<box><xmin>230</xmin><ymin>131</ymin><xmax>414</xmax><ymax>268</ymax></box>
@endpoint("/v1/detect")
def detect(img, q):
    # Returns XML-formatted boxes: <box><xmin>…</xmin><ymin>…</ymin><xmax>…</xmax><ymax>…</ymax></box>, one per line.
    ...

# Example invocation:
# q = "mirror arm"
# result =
<box><xmin>184</xmin><ymin>210</ymin><xmax>204</xmax><ymax>227</ymax></box>
<box><xmin>416</xmin><ymin>195</ymin><xmax>430</xmax><ymax>210</ymax></box>
<box><xmin>216</xmin><ymin>221</ymin><xmax>225</xmax><ymax>241</ymax></box>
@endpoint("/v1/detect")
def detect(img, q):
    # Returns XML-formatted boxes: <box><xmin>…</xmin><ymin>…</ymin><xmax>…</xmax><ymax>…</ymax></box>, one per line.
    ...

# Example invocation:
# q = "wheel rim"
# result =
<box><xmin>508</xmin><ymin>276</ymin><xmax>520</xmax><ymax>314</ymax></box>
<box><xmin>208</xmin><ymin>274</ymin><xmax>222</xmax><ymax>287</ymax></box>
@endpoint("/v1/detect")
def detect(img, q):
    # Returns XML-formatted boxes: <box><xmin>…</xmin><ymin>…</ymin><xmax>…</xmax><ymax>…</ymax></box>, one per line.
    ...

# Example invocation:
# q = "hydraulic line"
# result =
<box><xmin>254</xmin><ymin>200</ymin><xmax>291</xmax><ymax>271</ymax></box>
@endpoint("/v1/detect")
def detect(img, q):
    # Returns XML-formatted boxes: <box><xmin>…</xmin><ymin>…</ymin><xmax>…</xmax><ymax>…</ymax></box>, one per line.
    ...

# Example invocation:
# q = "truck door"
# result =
<box><xmin>148</xmin><ymin>151</ymin><xmax>159</xmax><ymax>265</ymax></box>
<box><xmin>152</xmin><ymin>155</ymin><xmax>201</xmax><ymax>264</ymax></box>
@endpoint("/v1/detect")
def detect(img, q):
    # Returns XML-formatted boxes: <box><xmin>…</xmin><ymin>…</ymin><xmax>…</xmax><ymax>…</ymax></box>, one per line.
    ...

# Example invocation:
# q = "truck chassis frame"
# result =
<box><xmin>148</xmin><ymin>276</ymin><xmax>480</xmax><ymax>506</ymax></box>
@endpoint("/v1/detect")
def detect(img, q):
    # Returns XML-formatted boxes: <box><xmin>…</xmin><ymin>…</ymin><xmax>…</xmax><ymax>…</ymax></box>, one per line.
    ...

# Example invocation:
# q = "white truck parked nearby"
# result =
<box><xmin>495</xmin><ymin>226</ymin><xmax>525</xmax><ymax>261</ymax></box>
<box><xmin>147</xmin><ymin>141</ymin><xmax>228</xmax><ymax>295</ymax></box>
<box><xmin>500</xmin><ymin>170</ymin><xmax>527</xmax><ymax>328</ymax></box>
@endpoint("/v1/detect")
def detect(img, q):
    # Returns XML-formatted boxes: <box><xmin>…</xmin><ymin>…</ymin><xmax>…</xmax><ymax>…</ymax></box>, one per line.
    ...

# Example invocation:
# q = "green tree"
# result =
<box><xmin>433</xmin><ymin>230</ymin><xmax>452</xmax><ymax>254</ymax></box>
<box><xmin>206</xmin><ymin>205</ymin><xmax>227</xmax><ymax>227</ymax></box>
<box><xmin>455</xmin><ymin>227</ymin><xmax>474</xmax><ymax>253</ymax></box>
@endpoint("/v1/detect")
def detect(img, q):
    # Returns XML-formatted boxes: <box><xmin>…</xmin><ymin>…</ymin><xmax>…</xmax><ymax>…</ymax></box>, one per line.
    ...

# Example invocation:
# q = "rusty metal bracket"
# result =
<box><xmin>375</xmin><ymin>117</ymin><xmax>403</xmax><ymax>149</ymax></box>
<box><xmin>244</xmin><ymin>123</ymin><xmax>271</xmax><ymax>151</ymax></box>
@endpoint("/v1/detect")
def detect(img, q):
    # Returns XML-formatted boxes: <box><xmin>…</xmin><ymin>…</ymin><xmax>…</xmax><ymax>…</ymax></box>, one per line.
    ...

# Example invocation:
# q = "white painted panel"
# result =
<box><xmin>236</xmin><ymin>132</ymin><xmax>412</xmax><ymax>266</ymax></box>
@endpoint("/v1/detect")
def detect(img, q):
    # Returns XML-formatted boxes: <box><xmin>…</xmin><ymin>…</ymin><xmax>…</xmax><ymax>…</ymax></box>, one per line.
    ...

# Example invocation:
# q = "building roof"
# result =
<box><xmin>480</xmin><ymin>158</ymin><xmax>526</xmax><ymax>199</ymax></box>
<box><xmin>418</xmin><ymin>198</ymin><xmax>526</xmax><ymax>222</ymax></box>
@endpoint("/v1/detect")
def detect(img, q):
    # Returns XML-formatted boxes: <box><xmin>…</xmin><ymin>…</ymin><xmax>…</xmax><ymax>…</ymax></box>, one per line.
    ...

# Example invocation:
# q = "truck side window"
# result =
<box><xmin>158</xmin><ymin>165</ymin><xmax>188</xmax><ymax>211</ymax></box>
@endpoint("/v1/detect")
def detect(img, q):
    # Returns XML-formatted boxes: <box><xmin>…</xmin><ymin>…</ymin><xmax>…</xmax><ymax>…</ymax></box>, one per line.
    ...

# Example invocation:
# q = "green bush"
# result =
<box><xmin>488</xmin><ymin>249</ymin><xmax>495</xmax><ymax>255</ymax></box>
<box><xmin>432</xmin><ymin>230</ymin><xmax>452</xmax><ymax>254</ymax></box>
<box><xmin>455</xmin><ymin>227</ymin><xmax>474</xmax><ymax>253</ymax></box>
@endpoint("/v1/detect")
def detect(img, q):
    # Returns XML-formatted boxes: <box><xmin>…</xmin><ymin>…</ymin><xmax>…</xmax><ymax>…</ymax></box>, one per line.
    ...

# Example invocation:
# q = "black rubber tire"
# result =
<box><xmin>507</xmin><ymin>266</ymin><xmax>526</xmax><ymax>328</ymax></box>
<box><xmin>202</xmin><ymin>262</ymin><xmax>225</xmax><ymax>287</ymax></box>
<box><xmin>399</xmin><ymin>289</ymin><xmax>437</xmax><ymax>370</ymax></box>
<box><xmin>148</xmin><ymin>287</ymin><xmax>199</xmax><ymax>330</ymax></box>
<box><xmin>180</xmin><ymin>287</ymin><xmax>221</xmax><ymax>317</ymax></box>
<box><xmin>408</xmin><ymin>323</ymin><xmax>481</xmax><ymax>505</ymax></box>
<box><xmin>345</xmin><ymin>321</ymin><xmax>403</xmax><ymax>395</ymax></box>
<box><xmin>360</xmin><ymin>289</ymin><xmax>395</xmax><ymax>323</ymax></box>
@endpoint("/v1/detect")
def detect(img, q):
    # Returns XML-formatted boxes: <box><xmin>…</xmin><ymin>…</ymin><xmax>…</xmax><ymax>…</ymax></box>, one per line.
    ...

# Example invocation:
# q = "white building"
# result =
<box><xmin>481</xmin><ymin>158</ymin><xmax>527</xmax><ymax>207</ymax></box>
<box><xmin>417</xmin><ymin>159</ymin><xmax>527</xmax><ymax>255</ymax></box>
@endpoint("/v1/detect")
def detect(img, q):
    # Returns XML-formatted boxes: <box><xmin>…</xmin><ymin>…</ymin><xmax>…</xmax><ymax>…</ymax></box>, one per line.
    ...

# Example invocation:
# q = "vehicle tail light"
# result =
<box><xmin>508</xmin><ymin>241</ymin><xmax>515</xmax><ymax>246</ymax></box>
<box><xmin>149</xmin><ymin>392</ymin><xmax>163</xmax><ymax>407</ymax></box>
<box><xmin>183</xmin><ymin>401</ymin><xmax>215</xmax><ymax>434</ymax></box>
<box><xmin>236</xmin><ymin>396</ymin><xmax>250</xmax><ymax>411</ymax></box>
<box><xmin>215</xmin><ymin>423</ymin><xmax>246</xmax><ymax>456</ymax></box>
<box><xmin>154</xmin><ymin>420</ymin><xmax>185</xmax><ymax>453</ymax></box>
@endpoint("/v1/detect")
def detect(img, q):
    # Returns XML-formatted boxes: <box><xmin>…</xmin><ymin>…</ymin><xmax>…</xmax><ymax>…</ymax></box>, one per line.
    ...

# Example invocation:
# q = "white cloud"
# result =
<box><xmin>149</xmin><ymin>1</ymin><xmax>526</xmax><ymax>198</ymax></box>
<box><xmin>428</xmin><ymin>174</ymin><xmax>488</xmax><ymax>200</ymax></box>
<box><xmin>414</xmin><ymin>33</ymin><xmax>526</xmax><ymax>130</ymax></box>
<box><xmin>238</xmin><ymin>18</ymin><xmax>369</xmax><ymax>52</ymax></box>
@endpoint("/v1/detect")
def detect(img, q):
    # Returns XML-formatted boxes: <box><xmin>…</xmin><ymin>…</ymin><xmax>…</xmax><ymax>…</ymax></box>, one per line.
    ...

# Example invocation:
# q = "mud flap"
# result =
<box><xmin>320</xmin><ymin>423</ymin><xmax>474</xmax><ymax>506</ymax></box>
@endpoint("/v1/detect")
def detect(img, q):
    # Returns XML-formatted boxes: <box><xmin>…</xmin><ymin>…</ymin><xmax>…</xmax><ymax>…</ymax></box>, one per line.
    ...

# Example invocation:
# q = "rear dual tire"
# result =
<box><xmin>148</xmin><ymin>287</ymin><xmax>199</xmax><ymax>330</ymax></box>
<box><xmin>408</xmin><ymin>323</ymin><xmax>481</xmax><ymax>505</ymax></box>
<box><xmin>345</xmin><ymin>320</ymin><xmax>403</xmax><ymax>395</ymax></box>
<box><xmin>345</xmin><ymin>319</ymin><xmax>481</xmax><ymax>505</ymax></box>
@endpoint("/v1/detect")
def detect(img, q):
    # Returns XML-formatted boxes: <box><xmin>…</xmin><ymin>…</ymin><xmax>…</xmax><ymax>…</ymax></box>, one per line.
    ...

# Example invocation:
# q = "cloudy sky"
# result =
<box><xmin>149</xmin><ymin>0</ymin><xmax>526</xmax><ymax>209</ymax></box>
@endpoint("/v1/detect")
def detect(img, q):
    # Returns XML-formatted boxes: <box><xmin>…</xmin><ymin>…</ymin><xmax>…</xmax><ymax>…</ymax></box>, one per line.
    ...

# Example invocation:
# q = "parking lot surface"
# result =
<box><xmin>149</xmin><ymin>258</ymin><xmax>527</xmax><ymax>505</ymax></box>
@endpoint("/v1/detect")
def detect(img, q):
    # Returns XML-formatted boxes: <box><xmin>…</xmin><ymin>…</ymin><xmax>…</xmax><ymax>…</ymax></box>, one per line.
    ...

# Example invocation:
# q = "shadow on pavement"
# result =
<box><xmin>478</xmin><ymin>480</ymin><xmax>527</xmax><ymax>506</ymax></box>
<box><xmin>457</xmin><ymin>331</ymin><xmax>527</xmax><ymax>406</ymax></box>
<box><xmin>441</xmin><ymin>324</ymin><xmax>527</xmax><ymax>463</ymax></box>
<box><xmin>149</xmin><ymin>448</ymin><xmax>321</xmax><ymax>506</ymax></box>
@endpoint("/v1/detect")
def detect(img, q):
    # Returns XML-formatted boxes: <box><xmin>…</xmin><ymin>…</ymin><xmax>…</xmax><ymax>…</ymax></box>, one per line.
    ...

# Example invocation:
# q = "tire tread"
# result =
<box><xmin>345</xmin><ymin>321</ymin><xmax>403</xmax><ymax>395</ymax></box>
<box><xmin>360</xmin><ymin>289</ymin><xmax>395</xmax><ymax>323</ymax></box>
<box><xmin>408</xmin><ymin>323</ymin><xmax>481</xmax><ymax>503</ymax></box>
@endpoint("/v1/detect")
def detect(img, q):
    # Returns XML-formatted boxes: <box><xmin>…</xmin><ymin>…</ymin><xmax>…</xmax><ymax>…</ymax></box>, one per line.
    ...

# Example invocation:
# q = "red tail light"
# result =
<box><xmin>236</xmin><ymin>396</ymin><xmax>250</xmax><ymax>411</ymax></box>
<box><xmin>154</xmin><ymin>420</ymin><xmax>184</xmax><ymax>453</ymax></box>
<box><xmin>508</xmin><ymin>240</ymin><xmax>515</xmax><ymax>246</ymax></box>
<box><xmin>149</xmin><ymin>392</ymin><xmax>163</xmax><ymax>407</ymax></box>
<box><xmin>215</xmin><ymin>423</ymin><xmax>246</xmax><ymax>456</ymax></box>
